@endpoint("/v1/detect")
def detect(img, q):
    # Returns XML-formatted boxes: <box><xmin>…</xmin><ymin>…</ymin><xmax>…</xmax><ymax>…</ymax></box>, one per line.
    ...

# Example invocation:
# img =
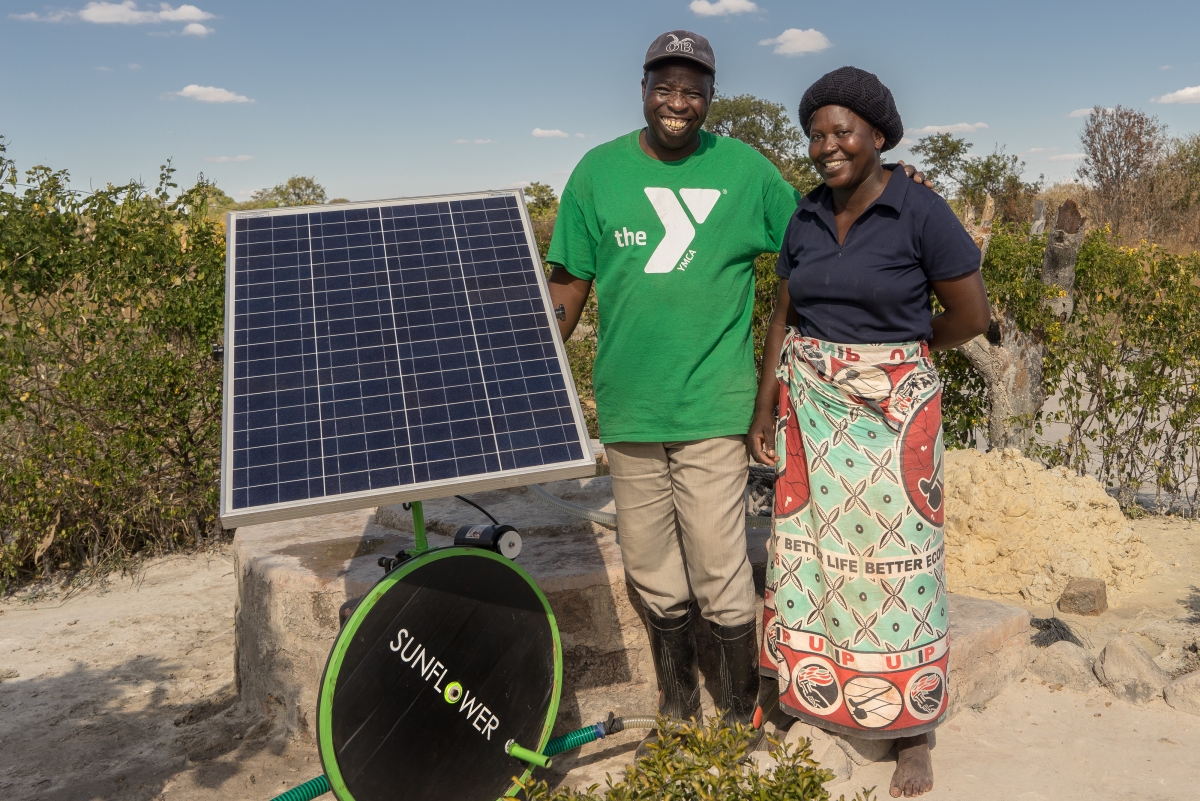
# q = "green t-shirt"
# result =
<box><xmin>547</xmin><ymin>129</ymin><xmax>800</xmax><ymax>443</ymax></box>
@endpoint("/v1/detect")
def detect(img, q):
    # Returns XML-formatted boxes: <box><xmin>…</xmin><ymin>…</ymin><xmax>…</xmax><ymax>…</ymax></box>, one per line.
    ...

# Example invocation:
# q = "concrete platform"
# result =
<box><xmin>232</xmin><ymin>477</ymin><xmax>1029</xmax><ymax>749</ymax></box>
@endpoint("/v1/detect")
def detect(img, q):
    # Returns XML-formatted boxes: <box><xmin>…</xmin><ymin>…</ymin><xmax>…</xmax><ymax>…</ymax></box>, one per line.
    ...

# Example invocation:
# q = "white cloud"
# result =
<box><xmin>454</xmin><ymin>139</ymin><xmax>495</xmax><ymax>144</ymax></box>
<box><xmin>1068</xmin><ymin>107</ymin><xmax>1112</xmax><ymax>118</ymax></box>
<box><xmin>532</xmin><ymin>128</ymin><xmax>569</xmax><ymax>138</ymax></box>
<box><xmin>205</xmin><ymin>155</ymin><xmax>253</xmax><ymax>162</ymax></box>
<box><xmin>10</xmin><ymin>10</ymin><xmax>71</xmax><ymax>21</ymax></box>
<box><xmin>79</xmin><ymin>2</ymin><xmax>212</xmax><ymax>24</ymax></box>
<box><xmin>176</xmin><ymin>84</ymin><xmax>252</xmax><ymax>103</ymax></box>
<box><xmin>11</xmin><ymin>2</ymin><xmax>215</xmax><ymax>34</ymax></box>
<box><xmin>758</xmin><ymin>28</ymin><xmax>831</xmax><ymax>56</ymax></box>
<box><xmin>1048</xmin><ymin>153</ymin><xmax>1085</xmax><ymax>162</ymax></box>
<box><xmin>906</xmin><ymin>122</ymin><xmax>989</xmax><ymax>135</ymax></box>
<box><xmin>94</xmin><ymin>65</ymin><xmax>113</xmax><ymax>71</ymax></box>
<box><xmin>690</xmin><ymin>0</ymin><xmax>758</xmax><ymax>16</ymax></box>
<box><xmin>574</xmin><ymin>133</ymin><xmax>585</xmax><ymax>138</ymax></box>
<box><xmin>1160</xmin><ymin>65</ymin><xmax>1173</xmax><ymax>70</ymax></box>
<box><xmin>1025</xmin><ymin>147</ymin><xmax>1058</xmax><ymax>154</ymax></box>
<box><xmin>1153</xmin><ymin>85</ymin><xmax>1200</xmax><ymax>104</ymax></box>
<box><xmin>127</xmin><ymin>63</ymin><xmax>140</xmax><ymax>70</ymax></box>
<box><xmin>506</xmin><ymin>181</ymin><xmax>533</xmax><ymax>189</ymax></box>
<box><xmin>897</xmin><ymin>137</ymin><xmax>915</xmax><ymax>147</ymax></box>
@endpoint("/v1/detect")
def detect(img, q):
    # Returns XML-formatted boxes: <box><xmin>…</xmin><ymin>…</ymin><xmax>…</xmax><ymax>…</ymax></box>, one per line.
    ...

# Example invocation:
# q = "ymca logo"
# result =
<box><xmin>664</xmin><ymin>34</ymin><xmax>695</xmax><ymax>54</ymax></box>
<box><xmin>615</xmin><ymin>187</ymin><xmax>720</xmax><ymax>273</ymax></box>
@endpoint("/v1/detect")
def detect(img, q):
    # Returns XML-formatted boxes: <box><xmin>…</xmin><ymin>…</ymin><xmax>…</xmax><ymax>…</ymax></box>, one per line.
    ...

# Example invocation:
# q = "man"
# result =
<box><xmin>546</xmin><ymin>30</ymin><xmax>927</xmax><ymax>742</ymax></box>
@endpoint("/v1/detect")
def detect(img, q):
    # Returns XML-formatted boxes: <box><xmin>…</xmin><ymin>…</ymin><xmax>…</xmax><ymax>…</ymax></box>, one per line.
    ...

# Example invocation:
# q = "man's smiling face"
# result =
<box><xmin>641</xmin><ymin>59</ymin><xmax>714</xmax><ymax>152</ymax></box>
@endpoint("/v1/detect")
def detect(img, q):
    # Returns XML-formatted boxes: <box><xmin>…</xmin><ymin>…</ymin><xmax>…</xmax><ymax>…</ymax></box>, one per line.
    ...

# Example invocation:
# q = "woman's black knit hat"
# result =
<box><xmin>799</xmin><ymin>66</ymin><xmax>904</xmax><ymax>152</ymax></box>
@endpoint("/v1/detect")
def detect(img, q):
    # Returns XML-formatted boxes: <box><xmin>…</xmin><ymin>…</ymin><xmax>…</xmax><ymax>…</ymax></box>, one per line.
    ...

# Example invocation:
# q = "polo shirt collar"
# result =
<box><xmin>799</xmin><ymin>164</ymin><xmax>912</xmax><ymax>218</ymax></box>
<box><xmin>874</xmin><ymin>164</ymin><xmax>911</xmax><ymax>211</ymax></box>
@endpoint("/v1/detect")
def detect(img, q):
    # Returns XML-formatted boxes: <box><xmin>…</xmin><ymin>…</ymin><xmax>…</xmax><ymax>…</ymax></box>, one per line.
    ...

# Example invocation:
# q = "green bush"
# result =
<box><xmin>0</xmin><ymin>142</ymin><xmax>225</xmax><ymax>585</ymax></box>
<box><xmin>1037</xmin><ymin>233</ymin><xmax>1200</xmax><ymax>513</ymax></box>
<box><xmin>935</xmin><ymin>222</ymin><xmax>1200</xmax><ymax>515</ymax></box>
<box><xmin>519</xmin><ymin>716</ymin><xmax>873</xmax><ymax>801</ymax></box>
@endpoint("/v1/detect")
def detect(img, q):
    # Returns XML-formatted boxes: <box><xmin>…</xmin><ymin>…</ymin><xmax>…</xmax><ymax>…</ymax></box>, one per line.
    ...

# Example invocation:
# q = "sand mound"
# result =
<box><xmin>943</xmin><ymin>448</ymin><xmax>1160</xmax><ymax>603</ymax></box>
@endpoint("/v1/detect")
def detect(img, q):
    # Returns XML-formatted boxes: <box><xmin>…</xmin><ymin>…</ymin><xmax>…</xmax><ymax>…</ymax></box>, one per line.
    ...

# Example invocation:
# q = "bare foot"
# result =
<box><xmin>890</xmin><ymin>734</ymin><xmax>933</xmax><ymax>797</ymax></box>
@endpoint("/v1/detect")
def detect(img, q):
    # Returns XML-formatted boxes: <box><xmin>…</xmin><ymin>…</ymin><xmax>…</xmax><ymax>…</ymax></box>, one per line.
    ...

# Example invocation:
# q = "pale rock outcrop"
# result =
<box><xmin>1030</xmin><ymin>641</ymin><xmax>1099</xmax><ymax>692</ymax></box>
<box><xmin>944</xmin><ymin>448</ymin><xmax>1159</xmax><ymax>603</ymax></box>
<box><xmin>1164</xmin><ymin>669</ymin><xmax>1200</xmax><ymax>716</ymax></box>
<box><xmin>1094</xmin><ymin>634</ymin><xmax>1169</xmax><ymax>703</ymax></box>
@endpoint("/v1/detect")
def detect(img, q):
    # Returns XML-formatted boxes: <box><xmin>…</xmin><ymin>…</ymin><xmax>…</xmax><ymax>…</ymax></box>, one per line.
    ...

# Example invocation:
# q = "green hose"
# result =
<box><xmin>543</xmin><ymin>725</ymin><xmax>599</xmax><ymax>757</ymax></box>
<box><xmin>542</xmin><ymin>713</ymin><xmax>657</xmax><ymax>757</ymax></box>
<box><xmin>269</xmin><ymin>775</ymin><xmax>330</xmax><ymax>801</ymax></box>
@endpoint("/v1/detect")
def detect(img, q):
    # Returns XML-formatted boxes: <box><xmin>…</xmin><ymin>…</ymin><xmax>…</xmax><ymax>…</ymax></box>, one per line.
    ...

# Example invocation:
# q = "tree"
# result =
<box><xmin>1126</xmin><ymin>132</ymin><xmax>1200</xmax><ymax>245</ymax></box>
<box><xmin>954</xmin><ymin>199</ymin><xmax>1086</xmax><ymax>451</ymax></box>
<box><xmin>247</xmin><ymin>175</ymin><xmax>328</xmax><ymax>208</ymax></box>
<box><xmin>911</xmin><ymin>134</ymin><xmax>1040</xmax><ymax>222</ymax></box>
<box><xmin>959</xmin><ymin>147</ymin><xmax>1041</xmax><ymax>223</ymax></box>
<box><xmin>909</xmin><ymin>132</ymin><xmax>970</xmax><ymax>193</ymax></box>
<box><xmin>1077</xmin><ymin>106</ymin><xmax>1164</xmax><ymax>236</ymax></box>
<box><xmin>523</xmin><ymin>182</ymin><xmax>559</xmax><ymax>220</ymax></box>
<box><xmin>704</xmin><ymin>94</ymin><xmax>819</xmax><ymax>193</ymax></box>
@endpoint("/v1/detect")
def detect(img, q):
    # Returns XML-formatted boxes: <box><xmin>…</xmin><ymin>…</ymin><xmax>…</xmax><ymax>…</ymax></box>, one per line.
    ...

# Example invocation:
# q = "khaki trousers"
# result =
<box><xmin>606</xmin><ymin>436</ymin><xmax>756</xmax><ymax>627</ymax></box>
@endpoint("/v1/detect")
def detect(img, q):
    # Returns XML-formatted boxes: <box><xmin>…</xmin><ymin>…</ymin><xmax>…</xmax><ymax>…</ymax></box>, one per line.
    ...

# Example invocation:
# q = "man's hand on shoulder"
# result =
<box><xmin>896</xmin><ymin>160</ymin><xmax>934</xmax><ymax>191</ymax></box>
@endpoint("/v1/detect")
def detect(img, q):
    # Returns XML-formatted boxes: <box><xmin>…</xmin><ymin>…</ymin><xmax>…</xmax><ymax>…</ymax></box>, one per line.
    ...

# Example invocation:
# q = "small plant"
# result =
<box><xmin>518</xmin><ymin>715</ymin><xmax>874</xmax><ymax>801</ymax></box>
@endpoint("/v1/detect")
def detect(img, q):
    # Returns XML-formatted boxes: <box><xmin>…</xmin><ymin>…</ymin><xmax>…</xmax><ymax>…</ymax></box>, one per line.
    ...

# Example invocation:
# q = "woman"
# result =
<box><xmin>748</xmin><ymin>67</ymin><xmax>991</xmax><ymax>799</ymax></box>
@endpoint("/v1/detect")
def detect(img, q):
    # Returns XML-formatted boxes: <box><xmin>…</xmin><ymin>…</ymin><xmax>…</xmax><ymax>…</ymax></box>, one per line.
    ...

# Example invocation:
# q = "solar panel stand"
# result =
<box><xmin>410</xmin><ymin>500</ymin><xmax>428</xmax><ymax>556</ymax></box>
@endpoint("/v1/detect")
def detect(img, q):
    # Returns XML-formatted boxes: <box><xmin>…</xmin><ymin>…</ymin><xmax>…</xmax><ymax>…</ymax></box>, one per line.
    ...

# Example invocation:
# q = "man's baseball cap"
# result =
<box><xmin>643</xmin><ymin>30</ymin><xmax>716</xmax><ymax>75</ymax></box>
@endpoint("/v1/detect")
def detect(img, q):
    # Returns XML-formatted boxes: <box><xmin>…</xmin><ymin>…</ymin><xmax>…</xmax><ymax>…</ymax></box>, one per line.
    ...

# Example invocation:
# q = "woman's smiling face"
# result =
<box><xmin>807</xmin><ymin>105</ymin><xmax>886</xmax><ymax>190</ymax></box>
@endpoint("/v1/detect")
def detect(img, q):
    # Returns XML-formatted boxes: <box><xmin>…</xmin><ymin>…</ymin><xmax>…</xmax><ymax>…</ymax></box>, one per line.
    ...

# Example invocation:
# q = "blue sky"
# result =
<box><xmin>2</xmin><ymin>0</ymin><xmax>1199</xmax><ymax>202</ymax></box>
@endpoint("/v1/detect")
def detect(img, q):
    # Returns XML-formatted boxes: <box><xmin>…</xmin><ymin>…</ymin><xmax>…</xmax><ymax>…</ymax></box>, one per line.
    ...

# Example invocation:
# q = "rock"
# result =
<box><xmin>1057</xmin><ymin>578</ymin><xmax>1108</xmax><ymax>616</ymax></box>
<box><xmin>1164</xmin><ymin>670</ymin><xmax>1200</xmax><ymax>716</ymax></box>
<box><xmin>834</xmin><ymin>733</ymin><xmax>893</xmax><ymax>766</ymax></box>
<box><xmin>784</xmin><ymin>721</ymin><xmax>854</xmax><ymax>781</ymax></box>
<box><xmin>1030</xmin><ymin>641</ymin><xmax>1099</xmax><ymax>692</ymax></box>
<box><xmin>944</xmin><ymin>594</ymin><xmax>1031</xmax><ymax>719</ymax></box>
<box><xmin>1094</xmin><ymin>634</ymin><xmax>1169</xmax><ymax>703</ymax></box>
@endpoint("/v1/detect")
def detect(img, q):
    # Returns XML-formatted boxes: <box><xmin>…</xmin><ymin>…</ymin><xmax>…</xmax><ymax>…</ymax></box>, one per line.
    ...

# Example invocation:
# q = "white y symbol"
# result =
<box><xmin>642</xmin><ymin>188</ymin><xmax>721</xmax><ymax>274</ymax></box>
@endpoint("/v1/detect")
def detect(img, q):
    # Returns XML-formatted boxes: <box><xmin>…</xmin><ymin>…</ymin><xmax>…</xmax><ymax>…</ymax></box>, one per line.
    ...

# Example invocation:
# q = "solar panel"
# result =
<box><xmin>219</xmin><ymin>190</ymin><xmax>595</xmax><ymax>528</ymax></box>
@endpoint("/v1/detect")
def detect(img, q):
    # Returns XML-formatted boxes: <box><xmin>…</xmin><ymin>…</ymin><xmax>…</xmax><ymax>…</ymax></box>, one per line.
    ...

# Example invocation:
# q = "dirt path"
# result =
<box><xmin>0</xmin><ymin>550</ymin><xmax>316</xmax><ymax>801</ymax></box>
<box><xmin>1</xmin><ymin>518</ymin><xmax>1197</xmax><ymax>801</ymax></box>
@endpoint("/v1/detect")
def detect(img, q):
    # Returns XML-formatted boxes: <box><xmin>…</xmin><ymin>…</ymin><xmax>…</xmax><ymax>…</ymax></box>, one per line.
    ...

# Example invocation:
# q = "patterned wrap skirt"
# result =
<box><xmin>760</xmin><ymin>330</ymin><xmax>949</xmax><ymax>739</ymax></box>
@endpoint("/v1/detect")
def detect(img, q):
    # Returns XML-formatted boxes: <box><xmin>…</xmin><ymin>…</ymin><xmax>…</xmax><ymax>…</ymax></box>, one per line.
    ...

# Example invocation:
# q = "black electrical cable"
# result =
<box><xmin>454</xmin><ymin>495</ymin><xmax>499</xmax><ymax>525</ymax></box>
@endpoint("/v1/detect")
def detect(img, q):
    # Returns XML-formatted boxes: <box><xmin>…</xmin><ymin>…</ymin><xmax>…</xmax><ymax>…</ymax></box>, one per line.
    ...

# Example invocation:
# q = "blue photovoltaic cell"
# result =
<box><xmin>226</xmin><ymin>194</ymin><xmax>586</xmax><ymax>512</ymax></box>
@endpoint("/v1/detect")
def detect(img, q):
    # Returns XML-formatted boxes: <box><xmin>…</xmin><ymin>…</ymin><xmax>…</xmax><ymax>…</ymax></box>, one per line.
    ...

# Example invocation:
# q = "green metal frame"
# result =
<box><xmin>316</xmin><ymin>525</ymin><xmax>563</xmax><ymax>801</ymax></box>
<box><xmin>409</xmin><ymin>500</ymin><xmax>428</xmax><ymax>556</ymax></box>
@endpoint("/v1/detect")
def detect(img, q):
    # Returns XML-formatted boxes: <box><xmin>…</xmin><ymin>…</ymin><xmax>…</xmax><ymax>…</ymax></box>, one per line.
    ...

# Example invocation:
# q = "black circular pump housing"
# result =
<box><xmin>317</xmin><ymin>548</ymin><xmax>561</xmax><ymax>801</ymax></box>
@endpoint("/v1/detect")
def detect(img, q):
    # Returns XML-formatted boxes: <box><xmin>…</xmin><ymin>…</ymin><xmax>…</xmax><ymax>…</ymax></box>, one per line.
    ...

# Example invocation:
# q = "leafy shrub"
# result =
<box><xmin>519</xmin><ymin>715</ymin><xmax>873</xmax><ymax>801</ymax></box>
<box><xmin>1037</xmin><ymin>233</ymin><xmax>1200</xmax><ymax>513</ymax></box>
<box><xmin>0</xmin><ymin>142</ymin><xmax>225</xmax><ymax>585</ymax></box>
<box><xmin>935</xmin><ymin>221</ymin><xmax>1200</xmax><ymax>515</ymax></box>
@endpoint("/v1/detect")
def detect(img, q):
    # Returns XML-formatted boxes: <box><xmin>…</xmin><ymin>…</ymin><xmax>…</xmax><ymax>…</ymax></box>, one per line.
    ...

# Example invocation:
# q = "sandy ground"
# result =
<box><xmin>1</xmin><ymin>517</ymin><xmax>1197</xmax><ymax>801</ymax></box>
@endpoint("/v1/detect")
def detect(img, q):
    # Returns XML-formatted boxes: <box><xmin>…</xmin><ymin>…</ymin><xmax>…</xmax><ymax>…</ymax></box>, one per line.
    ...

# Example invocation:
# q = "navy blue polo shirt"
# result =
<box><xmin>776</xmin><ymin>166</ymin><xmax>981</xmax><ymax>344</ymax></box>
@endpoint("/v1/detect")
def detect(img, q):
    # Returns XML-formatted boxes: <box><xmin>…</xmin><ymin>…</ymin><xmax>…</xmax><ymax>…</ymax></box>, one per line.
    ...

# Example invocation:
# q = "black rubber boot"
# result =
<box><xmin>635</xmin><ymin>606</ymin><xmax>701</xmax><ymax>758</ymax></box>
<box><xmin>709</xmin><ymin>619</ymin><xmax>762</xmax><ymax>727</ymax></box>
